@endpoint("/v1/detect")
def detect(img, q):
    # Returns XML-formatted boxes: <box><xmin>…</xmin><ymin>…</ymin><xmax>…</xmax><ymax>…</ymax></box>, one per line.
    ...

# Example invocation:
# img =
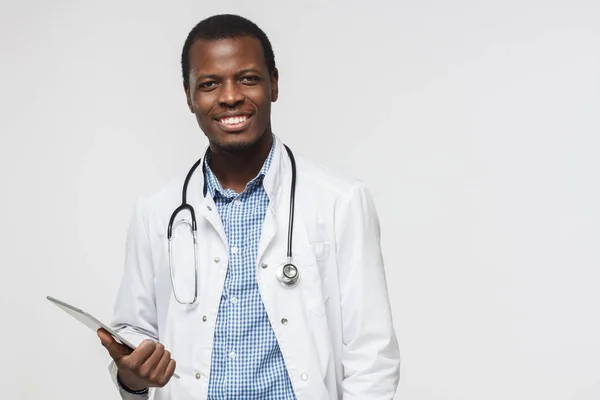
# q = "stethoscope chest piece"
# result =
<box><xmin>276</xmin><ymin>262</ymin><xmax>300</xmax><ymax>286</ymax></box>
<box><xmin>168</xmin><ymin>143</ymin><xmax>300</xmax><ymax>304</ymax></box>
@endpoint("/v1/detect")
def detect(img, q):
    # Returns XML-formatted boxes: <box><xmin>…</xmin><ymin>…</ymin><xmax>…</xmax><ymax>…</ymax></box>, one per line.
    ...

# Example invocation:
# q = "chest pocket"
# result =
<box><xmin>311</xmin><ymin>242</ymin><xmax>331</xmax><ymax>263</ymax></box>
<box><xmin>307</xmin><ymin>212</ymin><xmax>332</xmax><ymax>268</ymax></box>
<box><xmin>305</xmin><ymin>213</ymin><xmax>333</xmax><ymax>319</ymax></box>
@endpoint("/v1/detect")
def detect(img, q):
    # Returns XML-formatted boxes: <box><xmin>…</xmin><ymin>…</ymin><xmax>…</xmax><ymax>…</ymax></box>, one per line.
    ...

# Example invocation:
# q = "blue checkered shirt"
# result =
<box><xmin>204</xmin><ymin>137</ymin><xmax>296</xmax><ymax>399</ymax></box>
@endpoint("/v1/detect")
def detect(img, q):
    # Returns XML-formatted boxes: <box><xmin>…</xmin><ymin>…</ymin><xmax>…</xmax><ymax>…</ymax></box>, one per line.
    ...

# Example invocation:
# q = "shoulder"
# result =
<box><xmin>290</xmin><ymin>152</ymin><xmax>381</xmax><ymax>232</ymax></box>
<box><xmin>133</xmin><ymin>172</ymin><xmax>188</xmax><ymax>225</ymax></box>
<box><xmin>293</xmin><ymin>152</ymin><xmax>370</xmax><ymax>201</ymax></box>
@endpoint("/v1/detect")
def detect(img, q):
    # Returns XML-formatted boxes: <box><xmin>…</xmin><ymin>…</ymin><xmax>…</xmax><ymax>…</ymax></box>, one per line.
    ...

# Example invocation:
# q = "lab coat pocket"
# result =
<box><xmin>303</xmin><ymin>259</ymin><xmax>330</xmax><ymax>318</ymax></box>
<box><xmin>307</xmin><ymin>242</ymin><xmax>331</xmax><ymax>316</ymax></box>
<box><xmin>311</xmin><ymin>242</ymin><xmax>331</xmax><ymax>262</ymax></box>
<box><xmin>303</xmin><ymin>271</ymin><xmax>333</xmax><ymax>384</ymax></box>
<box><xmin>307</xmin><ymin>293</ymin><xmax>330</xmax><ymax>317</ymax></box>
<box><xmin>310</xmin><ymin>242</ymin><xmax>331</xmax><ymax>282</ymax></box>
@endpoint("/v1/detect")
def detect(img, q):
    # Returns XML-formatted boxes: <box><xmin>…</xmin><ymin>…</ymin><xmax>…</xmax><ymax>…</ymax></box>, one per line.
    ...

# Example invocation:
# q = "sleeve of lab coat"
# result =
<box><xmin>107</xmin><ymin>199</ymin><xmax>158</xmax><ymax>400</ymax></box>
<box><xmin>335</xmin><ymin>182</ymin><xmax>400</xmax><ymax>399</ymax></box>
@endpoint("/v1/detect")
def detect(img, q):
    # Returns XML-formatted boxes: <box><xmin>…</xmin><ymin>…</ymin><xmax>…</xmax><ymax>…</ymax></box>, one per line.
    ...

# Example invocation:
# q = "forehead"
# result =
<box><xmin>188</xmin><ymin>36</ymin><xmax>268</xmax><ymax>75</ymax></box>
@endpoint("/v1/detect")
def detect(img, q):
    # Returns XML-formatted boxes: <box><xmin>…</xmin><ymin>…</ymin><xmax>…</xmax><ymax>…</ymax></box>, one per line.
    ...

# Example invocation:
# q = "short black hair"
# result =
<box><xmin>181</xmin><ymin>14</ymin><xmax>276</xmax><ymax>89</ymax></box>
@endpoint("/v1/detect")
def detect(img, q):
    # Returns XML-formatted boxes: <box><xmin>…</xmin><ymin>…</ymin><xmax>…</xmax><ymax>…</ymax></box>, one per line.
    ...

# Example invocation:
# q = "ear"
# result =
<box><xmin>270</xmin><ymin>68</ymin><xmax>279</xmax><ymax>102</ymax></box>
<box><xmin>184</xmin><ymin>82</ymin><xmax>194</xmax><ymax>113</ymax></box>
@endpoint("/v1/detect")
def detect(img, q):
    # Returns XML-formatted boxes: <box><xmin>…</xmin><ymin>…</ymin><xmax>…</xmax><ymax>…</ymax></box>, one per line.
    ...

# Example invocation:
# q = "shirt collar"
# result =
<box><xmin>203</xmin><ymin>135</ymin><xmax>276</xmax><ymax>199</ymax></box>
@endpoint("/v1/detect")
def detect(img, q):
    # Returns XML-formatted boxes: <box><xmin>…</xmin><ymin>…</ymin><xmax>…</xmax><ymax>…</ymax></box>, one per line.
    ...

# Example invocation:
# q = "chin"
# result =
<box><xmin>212</xmin><ymin>131</ymin><xmax>263</xmax><ymax>153</ymax></box>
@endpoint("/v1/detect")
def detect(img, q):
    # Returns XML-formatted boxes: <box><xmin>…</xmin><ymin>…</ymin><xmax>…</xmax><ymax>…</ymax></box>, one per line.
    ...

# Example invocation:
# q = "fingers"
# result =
<box><xmin>148</xmin><ymin>349</ymin><xmax>173</xmax><ymax>386</ymax></box>
<box><xmin>97</xmin><ymin>329</ymin><xmax>132</xmax><ymax>361</ymax></box>
<box><xmin>165</xmin><ymin>359</ymin><xmax>177</xmax><ymax>383</ymax></box>
<box><xmin>133</xmin><ymin>343</ymin><xmax>175</xmax><ymax>387</ymax></box>
<box><xmin>137</xmin><ymin>343</ymin><xmax>164</xmax><ymax>378</ymax></box>
<box><xmin>97</xmin><ymin>328</ymin><xmax>113</xmax><ymax>346</ymax></box>
<box><xmin>125</xmin><ymin>340</ymin><xmax>157</xmax><ymax>369</ymax></box>
<box><xmin>97</xmin><ymin>329</ymin><xmax>176</xmax><ymax>388</ymax></box>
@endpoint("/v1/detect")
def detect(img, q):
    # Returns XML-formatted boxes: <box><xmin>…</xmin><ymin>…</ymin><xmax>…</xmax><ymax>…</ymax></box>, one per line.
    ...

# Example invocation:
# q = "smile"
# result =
<box><xmin>215</xmin><ymin>114</ymin><xmax>253</xmax><ymax>131</ymax></box>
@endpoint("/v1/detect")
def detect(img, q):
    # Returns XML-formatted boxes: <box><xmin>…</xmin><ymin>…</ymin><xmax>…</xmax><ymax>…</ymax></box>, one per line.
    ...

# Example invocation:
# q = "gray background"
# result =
<box><xmin>1</xmin><ymin>0</ymin><xmax>599</xmax><ymax>399</ymax></box>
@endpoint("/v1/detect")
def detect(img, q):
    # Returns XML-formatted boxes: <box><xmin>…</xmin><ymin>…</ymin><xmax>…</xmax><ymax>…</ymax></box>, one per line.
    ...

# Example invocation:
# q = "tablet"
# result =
<box><xmin>46</xmin><ymin>295</ymin><xmax>180</xmax><ymax>379</ymax></box>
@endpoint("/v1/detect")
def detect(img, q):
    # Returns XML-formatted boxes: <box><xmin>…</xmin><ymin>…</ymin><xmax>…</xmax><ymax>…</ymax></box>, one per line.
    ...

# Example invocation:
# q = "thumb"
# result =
<box><xmin>97</xmin><ymin>328</ymin><xmax>132</xmax><ymax>361</ymax></box>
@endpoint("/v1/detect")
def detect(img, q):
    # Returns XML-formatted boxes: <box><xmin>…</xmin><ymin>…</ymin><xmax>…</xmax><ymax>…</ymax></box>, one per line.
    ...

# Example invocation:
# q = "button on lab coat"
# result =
<box><xmin>108</xmin><ymin>137</ymin><xmax>400</xmax><ymax>399</ymax></box>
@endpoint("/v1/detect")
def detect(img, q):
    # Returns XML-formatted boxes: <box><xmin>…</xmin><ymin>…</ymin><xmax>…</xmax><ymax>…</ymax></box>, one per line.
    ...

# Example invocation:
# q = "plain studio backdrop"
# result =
<box><xmin>1</xmin><ymin>0</ymin><xmax>599</xmax><ymax>399</ymax></box>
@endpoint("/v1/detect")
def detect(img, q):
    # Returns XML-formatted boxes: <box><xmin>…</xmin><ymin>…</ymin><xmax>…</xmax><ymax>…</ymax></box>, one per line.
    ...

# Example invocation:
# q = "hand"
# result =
<box><xmin>97</xmin><ymin>328</ymin><xmax>176</xmax><ymax>391</ymax></box>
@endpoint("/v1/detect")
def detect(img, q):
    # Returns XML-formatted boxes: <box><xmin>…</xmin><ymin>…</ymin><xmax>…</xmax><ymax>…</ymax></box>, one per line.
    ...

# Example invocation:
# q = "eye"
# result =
<box><xmin>240</xmin><ymin>76</ymin><xmax>259</xmax><ymax>84</ymax></box>
<box><xmin>199</xmin><ymin>81</ymin><xmax>218</xmax><ymax>90</ymax></box>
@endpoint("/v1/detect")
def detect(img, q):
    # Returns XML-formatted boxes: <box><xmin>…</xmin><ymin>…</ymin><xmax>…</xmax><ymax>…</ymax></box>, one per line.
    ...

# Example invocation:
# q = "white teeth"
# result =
<box><xmin>221</xmin><ymin>115</ymin><xmax>248</xmax><ymax>125</ymax></box>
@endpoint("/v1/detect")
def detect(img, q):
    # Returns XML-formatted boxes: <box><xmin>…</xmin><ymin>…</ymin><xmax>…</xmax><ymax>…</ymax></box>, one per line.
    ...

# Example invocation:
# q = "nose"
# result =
<box><xmin>218</xmin><ymin>80</ymin><xmax>245</xmax><ymax>108</ymax></box>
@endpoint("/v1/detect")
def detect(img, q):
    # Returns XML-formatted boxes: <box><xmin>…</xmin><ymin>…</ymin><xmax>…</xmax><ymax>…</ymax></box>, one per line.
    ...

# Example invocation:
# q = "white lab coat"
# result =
<box><xmin>108</xmin><ymin>136</ymin><xmax>400</xmax><ymax>399</ymax></box>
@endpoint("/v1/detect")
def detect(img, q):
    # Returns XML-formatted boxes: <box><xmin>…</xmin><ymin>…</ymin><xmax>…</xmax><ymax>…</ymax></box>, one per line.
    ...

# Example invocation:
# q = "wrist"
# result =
<box><xmin>117</xmin><ymin>371</ymin><xmax>148</xmax><ymax>393</ymax></box>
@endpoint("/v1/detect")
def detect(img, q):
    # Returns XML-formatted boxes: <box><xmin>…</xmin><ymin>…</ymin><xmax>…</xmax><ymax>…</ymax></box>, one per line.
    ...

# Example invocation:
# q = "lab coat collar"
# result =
<box><xmin>202</xmin><ymin>135</ymin><xmax>277</xmax><ymax>199</ymax></box>
<box><xmin>262</xmin><ymin>133</ymin><xmax>290</xmax><ymax>203</ymax></box>
<box><xmin>190</xmin><ymin>133</ymin><xmax>290</xmax><ymax>215</ymax></box>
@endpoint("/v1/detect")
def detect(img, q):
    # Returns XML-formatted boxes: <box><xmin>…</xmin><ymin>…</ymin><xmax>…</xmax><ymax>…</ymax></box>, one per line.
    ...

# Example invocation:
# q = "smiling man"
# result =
<box><xmin>98</xmin><ymin>14</ymin><xmax>400</xmax><ymax>400</ymax></box>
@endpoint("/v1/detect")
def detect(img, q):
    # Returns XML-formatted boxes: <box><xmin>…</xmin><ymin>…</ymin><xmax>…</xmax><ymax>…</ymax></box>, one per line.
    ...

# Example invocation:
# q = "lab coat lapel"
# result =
<box><xmin>189</xmin><ymin>149</ymin><xmax>227</xmax><ymax>246</ymax></box>
<box><xmin>257</xmin><ymin>135</ymin><xmax>290</xmax><ymax>264</ymax></box>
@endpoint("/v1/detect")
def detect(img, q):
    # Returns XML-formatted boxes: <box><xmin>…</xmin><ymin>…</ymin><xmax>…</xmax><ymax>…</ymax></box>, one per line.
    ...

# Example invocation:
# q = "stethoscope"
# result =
<box><xmin>167</xmin><ymin>144</ymin><xmax>299</xmax><ymax>305</ymax></box>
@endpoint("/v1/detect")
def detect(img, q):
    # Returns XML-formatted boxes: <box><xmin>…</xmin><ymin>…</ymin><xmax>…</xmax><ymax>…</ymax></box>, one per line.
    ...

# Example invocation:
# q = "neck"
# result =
<box><xmin>208</xmin><ymin>133</ymin><xmax>273</xmax><ymax>193</ymax></box>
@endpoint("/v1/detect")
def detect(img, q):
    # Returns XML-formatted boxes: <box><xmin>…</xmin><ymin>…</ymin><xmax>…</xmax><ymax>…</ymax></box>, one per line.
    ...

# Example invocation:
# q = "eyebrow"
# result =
<box><xmin>195</xmin><ymin>73</ymin><xmax>221</xmax><ymax>81</ymax></box>
<box><xmin>237</xmin><ymin>68</ymin><xmax>262</xmax><ymax>75</ymax></box>
<box><xmin>194</xmin><ymin>67</ymin><xmax>263</xmax><ymax>81</ymax></box>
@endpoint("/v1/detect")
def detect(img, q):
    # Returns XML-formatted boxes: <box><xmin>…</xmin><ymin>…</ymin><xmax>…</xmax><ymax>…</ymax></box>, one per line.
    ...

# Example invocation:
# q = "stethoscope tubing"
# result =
<box><xmin>167</xmin><ymin>143</ymin><xmax>298</xmax><ymax>304</ymax></box>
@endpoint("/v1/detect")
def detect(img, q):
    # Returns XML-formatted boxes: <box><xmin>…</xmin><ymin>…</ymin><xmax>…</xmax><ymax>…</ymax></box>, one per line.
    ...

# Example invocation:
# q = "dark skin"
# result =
<box><xmin>97</xmin><ymin>35</ymin><xmax>279</xmax><ymax>390</ymax></box>
<box><xmin>185</xmin><ymin>36</ymin><xmax>279</xmax><ymax>193</ymax></box>
<box><xmin>97</xmin><ymin>329</ymin><xmax>175</xmax><ymax>390</ymax></box>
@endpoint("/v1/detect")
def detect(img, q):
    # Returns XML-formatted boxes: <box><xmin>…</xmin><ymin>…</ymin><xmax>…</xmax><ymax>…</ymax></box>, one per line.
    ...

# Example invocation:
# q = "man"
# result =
<box><xmin>98</xmin><ymin>14</ymin><xmax>400</xmax><ymax>399</ymax></box>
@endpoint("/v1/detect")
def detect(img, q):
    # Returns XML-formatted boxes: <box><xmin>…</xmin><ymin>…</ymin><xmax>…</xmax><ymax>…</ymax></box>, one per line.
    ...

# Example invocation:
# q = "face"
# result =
<box><xmin>185</xmin><ymin>36</ymin><xmax>279</xmax><ymax>153</ymax></box>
